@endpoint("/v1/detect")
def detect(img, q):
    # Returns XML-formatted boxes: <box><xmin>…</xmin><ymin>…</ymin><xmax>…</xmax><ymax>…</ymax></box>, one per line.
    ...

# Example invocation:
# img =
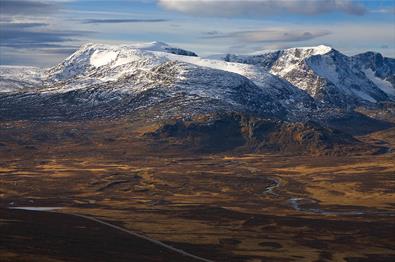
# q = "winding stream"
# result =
<box><xmin>263</xmin><ymin>178</ymin><xmax>280</xmax><ymax>196</ymax></box>
<box><xmin>288</xmin><ymin>197</ymin><xmax>395</xmax><ymax>216</ymax></box>
<box><xmin>263</xmin><ymin>177</ymin><xmax>395</xmax><ymax>217</ymax></box>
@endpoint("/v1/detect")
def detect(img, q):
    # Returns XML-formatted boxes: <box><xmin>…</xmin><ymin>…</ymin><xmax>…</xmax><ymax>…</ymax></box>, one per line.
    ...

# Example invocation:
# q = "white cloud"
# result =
<box><xmin>158</xmin><ymin>0</ymin><xmax>366</xmax><ymax>16</ymax></box>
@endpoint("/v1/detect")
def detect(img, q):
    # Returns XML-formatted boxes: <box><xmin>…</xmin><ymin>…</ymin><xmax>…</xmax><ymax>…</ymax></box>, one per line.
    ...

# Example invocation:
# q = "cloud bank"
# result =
<box><xmin>203</xmin><ymin>29</ymin><xmax>331</xmax><ymax>43</ymax></box>
<box><xmin>158</xmin><ymin>0</ymin><xmax>366</xmax><ymax>16</ymax></box>
<box><xmin>83</xmin><ymin>18</ymin><xmax>169</xmax><ymax>24</ymax></box>
<box><xmin>0</xmin><ymin>0</ymin><xmax>61</xmax><ymax>16</ymax></box>
<box><xmin>0</xmin><ymin>23</ymin><xmax>90</xmax><ymax>49</ymax></box>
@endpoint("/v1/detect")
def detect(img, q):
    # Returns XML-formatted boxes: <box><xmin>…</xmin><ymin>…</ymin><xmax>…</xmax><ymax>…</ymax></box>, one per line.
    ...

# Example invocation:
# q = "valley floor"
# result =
<box><xmin>0</xmin><ymin>119</ymin><xmax>394</xmax><ymax>262</ymax></box>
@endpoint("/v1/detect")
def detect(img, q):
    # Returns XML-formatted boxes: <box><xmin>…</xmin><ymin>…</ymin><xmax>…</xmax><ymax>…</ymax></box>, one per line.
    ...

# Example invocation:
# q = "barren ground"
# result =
<box><xmin>0</xmin><ymin>119</ymin><xmax>394</xmax><ymax>261</ymax></box>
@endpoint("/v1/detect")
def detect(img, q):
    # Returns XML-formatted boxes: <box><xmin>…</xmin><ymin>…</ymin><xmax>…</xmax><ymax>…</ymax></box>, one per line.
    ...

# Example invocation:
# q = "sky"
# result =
<box><xmin>1</xmin><ymin>0</ymin><xmax>394</xmax><ymax>67</ymax></box>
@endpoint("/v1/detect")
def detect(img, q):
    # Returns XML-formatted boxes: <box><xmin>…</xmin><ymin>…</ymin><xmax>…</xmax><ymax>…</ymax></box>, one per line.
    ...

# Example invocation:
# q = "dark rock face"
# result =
<box><xmin>148</xmin><ymin>115</ymin><xmax>246</xmax><ymax>152</ymax></box>
<box><xmin>245</xmin><ymin>119</ymin><xmax>359</xmax><ymax>155</ymax></box>
<box><xmin>164</xmin><ymin>47</ymin><xmax>198</xmax><ymax>57</ymax></box>
<box><xmin>352</xmin><ymin>52</ymin><xmax>395</xmax><ymax>79</ymax></box>
<box><xmin>146</xmin><ymin>113</ymin><xmax>377</xmax><ymax>155</ymax></box>
<box><xmin>224</xmin><ymin>51</ymin><xmax>281</xmax><ymax>70</ymax></box>
<box><xmin>352</xmin><ymin>52</ymin><xmax>395</xmax><ymax>89</ymax></box>
<box><xmin>324</xmin><ymin>111</ymin><xmax>395</xmax><ymax>136</ymax></box>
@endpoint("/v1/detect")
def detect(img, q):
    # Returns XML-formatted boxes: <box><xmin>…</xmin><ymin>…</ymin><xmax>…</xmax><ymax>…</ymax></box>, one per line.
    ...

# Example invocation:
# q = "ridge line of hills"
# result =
<box><xmin>0</xmin><ymin>41</ymin><xmax>394</xmax><ymax>155</ymax></box>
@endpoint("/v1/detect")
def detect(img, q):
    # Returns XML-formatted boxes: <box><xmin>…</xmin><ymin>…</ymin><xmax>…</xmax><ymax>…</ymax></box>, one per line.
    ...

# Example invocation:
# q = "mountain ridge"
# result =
<box><xmin>220</xmin><ymin>45</ymin><xmax>395</xmax><ymax>107</ymax></box>
<box><xmin>0</xmin><ymin>42</ymin><xmax>393</xmax><ymax>124</ymax></box>
<box><xmin>0</xmin><ymin>42</ymin><xmax>321</xmax><ymax>122</ymax></box>
<box><xmin>0</xmin><ymin>42</ymin><xmax>393</xmax><ymax>155</ymax></box>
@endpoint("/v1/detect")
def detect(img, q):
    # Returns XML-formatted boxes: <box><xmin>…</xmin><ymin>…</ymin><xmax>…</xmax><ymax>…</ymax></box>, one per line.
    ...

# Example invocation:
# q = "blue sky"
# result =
<box><xmin>1</xmin><ymin>0</ymin><xmax>394</xmax><ymax>66</ymax></box>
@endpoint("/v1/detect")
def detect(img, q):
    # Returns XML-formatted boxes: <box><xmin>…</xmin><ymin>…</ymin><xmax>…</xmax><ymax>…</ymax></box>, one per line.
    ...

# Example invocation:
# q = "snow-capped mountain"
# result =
<box><xmin>0</xmin><ymin>42</ymin><xmax>393</xmax><ymax>122</ymax></box>
<box><xmin>221</xmin><ymin>45</ymin><xmax>394</xmax><ymax>107</ymax></box>
<box><xmin>0</xmin><ymin>42</ymin><xmax>315</xmax><ymax>121</ymax></box>
<box><xmin>46</xmin><ymin>41</ymin><xmax>197</xmax><ymax>82</ymax></box>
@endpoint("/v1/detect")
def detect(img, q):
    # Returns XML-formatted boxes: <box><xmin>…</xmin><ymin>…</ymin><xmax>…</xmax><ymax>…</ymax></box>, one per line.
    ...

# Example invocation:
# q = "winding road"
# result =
<box><xmin>9</xmin><ymin>207</ymin><xmax>213</xmax><ymax>262</ymax></box>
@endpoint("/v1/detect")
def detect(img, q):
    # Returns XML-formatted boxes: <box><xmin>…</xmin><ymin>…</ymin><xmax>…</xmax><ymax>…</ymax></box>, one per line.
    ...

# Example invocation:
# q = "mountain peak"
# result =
<box><xmin>216</xmin><ymin>44</ymin><xmax>394</xmax><ymax>106</ymax></box>
<box><xmin>285</xmin><ymin>44</ymin><xmax>334</xmax><ymax>57</ymax></box>
<box><xmin>76</xmin><ymin>41</ymin><xmax>169</xmax><ymax>52</ymax></box>
<box><xmin>305</xmin><ymin>44</ymin><xmax>333</xmax><ymax>54</ymax></box>
<box><xmin>149</xmin><ymin>41</ymin><xmax>170</xmax><ymax>47</ymax></box>
<box><xmin>73</xmin><ymin>41</ymin><xmax>197</xmax><ymax>56</ymax></box>
<box><xmin>47</xmin><ymin>41</ymin><xmax>199</xmax><ymax>79</ymax></box>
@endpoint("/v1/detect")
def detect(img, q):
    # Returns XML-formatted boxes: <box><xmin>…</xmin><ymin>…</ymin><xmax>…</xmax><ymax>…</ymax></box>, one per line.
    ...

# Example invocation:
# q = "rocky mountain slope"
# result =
<box><xmin>146</xmin><ymin>113</ymin><xmax>378</xmax><ymax>155</ymax></box>
<box><xmin>352</xmin><ymin>51</ymin><xmax>395</xmax><ymax>99</ymax></box>
<box><xmin>221</xmin><ymin>45</ymin><xmax>395</xmax><ymax>107</ymax></box>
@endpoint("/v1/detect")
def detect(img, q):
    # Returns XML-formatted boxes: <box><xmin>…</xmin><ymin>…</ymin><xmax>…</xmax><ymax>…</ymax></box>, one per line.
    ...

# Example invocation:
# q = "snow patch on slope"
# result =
<box><xmin>0</xmin><ymin>65</ymin><xmax>44</xmax><ymax>92</ymax></box>
<box><xmin>351</xmin><ymin>89</ymin><xmax>377</xmax><ymax>103</ymax></box>
<box><xmin>84</xmin><ymin>41</ymin><xmax>197</xmax><ymax>67</ymax></box>
<box><xmin>155</xmin><ymin>51</ymin><xmax>259</xmax><ymax>78</ymax></box>
<box><xmin>90</xmin><ymin>50</ymin><xmax>118</xmax><ymax>67</ymax></box>
<box><xmin>308</xmin><ymin>54</ymin><xmax>339</xmax><ymax>85</ymax></box>
<box><xmin>300</xmin><ymin>45</ymin><xmax>333</xmax><ymax>55</ymax></box>
<box><xmin>271</xmin><ymin>45</ymin><xmax>333</xmax><ymax>76</ymax></box>
<box><xmin>363</xmin><ymin>68</ymin><xmax>395</xmax><ymax>97</ymax></box>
